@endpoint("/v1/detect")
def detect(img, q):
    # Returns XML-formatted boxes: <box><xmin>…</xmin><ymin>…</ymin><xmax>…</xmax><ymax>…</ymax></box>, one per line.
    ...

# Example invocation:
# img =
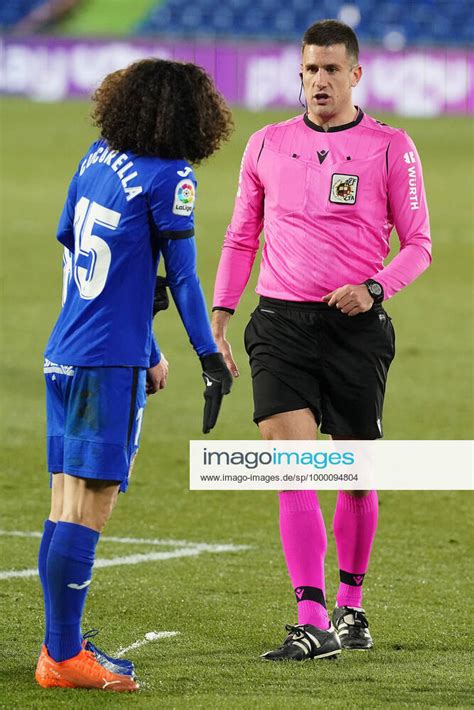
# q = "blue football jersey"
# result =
<box><xmin>45</xmin><ymin>140</ymin><xmax>212</xmax><ymax>367</ymax></box>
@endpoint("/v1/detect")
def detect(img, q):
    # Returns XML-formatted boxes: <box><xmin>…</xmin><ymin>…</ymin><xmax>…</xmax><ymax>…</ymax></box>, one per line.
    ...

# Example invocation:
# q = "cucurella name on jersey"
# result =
<box><xmin>79</xmin><ymin>145</ymin><xmax>143</xmax><ymax>202</ymax></box>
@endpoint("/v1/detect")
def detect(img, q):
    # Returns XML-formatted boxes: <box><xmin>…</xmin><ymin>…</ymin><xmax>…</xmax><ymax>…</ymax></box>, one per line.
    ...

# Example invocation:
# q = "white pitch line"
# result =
<box><xmin>115</xmin><ymin>631</ymin><xmax>179</xmax><ymax>658</ymax></box>
<box><xmin>0</xmin><ymin>569</ymin><xmax>39</xmax><ymax>581</ymax></box>
<box><xmin>0</xmin><ymin>530</ymin><xmax>250</xmax><ymax>550</ymax></box>
<box><xmin>0</xmin><ymin>531</ymin><xmax>251</xmax><ymax>581</ymax></box>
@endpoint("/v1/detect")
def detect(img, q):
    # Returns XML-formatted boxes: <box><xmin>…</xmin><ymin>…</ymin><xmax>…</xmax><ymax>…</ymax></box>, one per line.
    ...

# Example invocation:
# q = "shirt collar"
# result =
<box><xmin>303</xmin><ymin>107</ymin><xmax>364</xmax><ymax>133</ymax></box>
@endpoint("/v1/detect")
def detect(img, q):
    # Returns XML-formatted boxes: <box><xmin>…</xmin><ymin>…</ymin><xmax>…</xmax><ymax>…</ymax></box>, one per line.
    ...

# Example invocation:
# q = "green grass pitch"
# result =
<box><xmin>0</xmin><ymin>100</ymin><xmax>473</xmax><ymax>708</ymax></box>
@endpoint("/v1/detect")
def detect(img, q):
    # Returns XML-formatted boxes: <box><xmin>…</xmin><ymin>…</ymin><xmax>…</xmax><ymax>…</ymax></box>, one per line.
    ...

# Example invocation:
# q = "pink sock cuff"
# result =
<box><xmin>337</xmin><ymin>490</ymin><xmax>378</xmax><ymax>514</ymax></box>
<box><xmin>279</xmin><ymin>490</ymin><xmax>319</xmax><ymax>513</ymax></box>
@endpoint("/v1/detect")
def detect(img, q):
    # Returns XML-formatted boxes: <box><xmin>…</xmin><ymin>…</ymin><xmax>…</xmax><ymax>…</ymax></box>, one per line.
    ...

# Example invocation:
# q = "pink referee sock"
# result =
<box><xmin>333</xmin><ymin>490</ymin><xmax>379</xmax><ymax>609</ymax></box>
<box><xmin>279</xmin><ymin>490</ymin><xmax>329</xmax><ymax>630</ymax></box>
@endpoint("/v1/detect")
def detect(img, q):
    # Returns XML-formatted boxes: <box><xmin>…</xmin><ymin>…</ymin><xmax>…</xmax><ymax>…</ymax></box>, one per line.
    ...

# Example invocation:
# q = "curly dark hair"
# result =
<box><xmin>91</xmin><ymin>59</ymin><xmax>234</xmax><ymax>165</ymax></box>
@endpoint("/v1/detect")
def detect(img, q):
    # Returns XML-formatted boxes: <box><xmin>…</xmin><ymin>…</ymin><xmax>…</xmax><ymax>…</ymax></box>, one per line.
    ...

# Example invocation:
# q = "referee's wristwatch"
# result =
<box><xmin>363</xmin><ymin>279</ymin><xmax>384</xmax><ymax>304</ymax></box>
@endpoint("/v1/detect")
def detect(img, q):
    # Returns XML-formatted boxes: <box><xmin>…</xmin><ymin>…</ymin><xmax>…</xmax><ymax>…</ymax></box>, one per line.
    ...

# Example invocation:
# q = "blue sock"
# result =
<box><xmin>46</xmin><ymin>521</ymin><xmax>100</xmax><ymax>662</ymax></box>
<box><xmin>38</xmin><ymin>519</ymin><xmax>57</xmax><ymax>645</ymax></box>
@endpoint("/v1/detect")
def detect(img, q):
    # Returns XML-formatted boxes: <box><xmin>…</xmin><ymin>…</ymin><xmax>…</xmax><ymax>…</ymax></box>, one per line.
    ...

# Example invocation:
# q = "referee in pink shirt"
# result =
<box><xmin>212</xmin><ymin>20</ymin><xmax>431</xmax><ymax>661</ymax></box>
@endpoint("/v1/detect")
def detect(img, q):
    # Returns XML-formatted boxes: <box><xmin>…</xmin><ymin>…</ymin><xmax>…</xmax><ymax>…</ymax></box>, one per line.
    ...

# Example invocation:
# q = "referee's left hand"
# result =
<box><xmin>323</xmin><ymin>284</ymin><xmax>374</xmax><ymax>316</ymax></box>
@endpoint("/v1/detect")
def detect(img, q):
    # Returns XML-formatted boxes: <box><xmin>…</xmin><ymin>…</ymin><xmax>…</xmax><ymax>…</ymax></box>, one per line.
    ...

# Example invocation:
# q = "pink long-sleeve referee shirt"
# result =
<box><xmin>213</xmin><ymin>109</ymin><xmax>431</xmax><ymax>310</ymax></box>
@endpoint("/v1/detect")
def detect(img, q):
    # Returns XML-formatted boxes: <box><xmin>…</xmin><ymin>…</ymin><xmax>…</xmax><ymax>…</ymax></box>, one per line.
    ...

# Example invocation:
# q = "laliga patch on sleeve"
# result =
<box><xmin>173</xmin><ymin>179</ymin><xmax>195</xmax><ymax>216</ymax></box>
<box><xmin>329</xmin><ymin>173</ymin><xmax>359</xmax><ymax>205</ymax></box>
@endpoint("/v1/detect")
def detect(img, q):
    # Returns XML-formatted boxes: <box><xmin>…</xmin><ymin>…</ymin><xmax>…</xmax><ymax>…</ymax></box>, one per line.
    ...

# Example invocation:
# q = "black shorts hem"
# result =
<box><xmin>254</xmin><ymin>404</ymin><xmax>321</xmax><ymax>426</ymax></box>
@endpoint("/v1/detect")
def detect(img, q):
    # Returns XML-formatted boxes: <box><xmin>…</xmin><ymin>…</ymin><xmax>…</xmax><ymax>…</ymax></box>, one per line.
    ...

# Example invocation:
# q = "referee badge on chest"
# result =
<box><xmin>329</xmin><ymin>173</ymin><xmax>359</xmax><ymax>205</ymax></box>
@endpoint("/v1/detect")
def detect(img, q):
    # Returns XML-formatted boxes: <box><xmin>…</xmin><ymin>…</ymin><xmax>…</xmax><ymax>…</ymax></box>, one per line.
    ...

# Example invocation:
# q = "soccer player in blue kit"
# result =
<box><xmin>35</xmin><ymin>59</ymin><xmax>233</xmax><ymax>692</ymax></box>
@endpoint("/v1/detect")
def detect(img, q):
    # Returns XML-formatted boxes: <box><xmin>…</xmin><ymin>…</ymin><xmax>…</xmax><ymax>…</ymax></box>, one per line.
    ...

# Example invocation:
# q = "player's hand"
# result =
<box><xmin>211</xmin><ymin>310</ymin><xmax>239</xmax><ymax>377</ymax></box>
<box><xmin>153</xmin><ymin>276</ymin><xmax>169</xmax><ymax>316</ymax></box>
<box><xmin>146</xmin><ymin>354</ymin><xmax>169</xmax><ymax>395</ymax></box>
<box><xmin>201</xmin><ymin>353</ymin><xmax>233</xmax><ymax>434</ymax></box>
<box><xmin>322</xmin><ymin>284</ymin><xmax>374</xmax><ymax>316</ymax></box>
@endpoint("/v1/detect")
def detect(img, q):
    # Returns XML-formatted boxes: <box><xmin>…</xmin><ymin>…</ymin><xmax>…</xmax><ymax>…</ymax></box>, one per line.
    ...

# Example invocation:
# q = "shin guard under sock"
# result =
<box><xmin>38</xmin><ymin>519</ymin><xmax>57</xmax><ymax>645</ymax></box>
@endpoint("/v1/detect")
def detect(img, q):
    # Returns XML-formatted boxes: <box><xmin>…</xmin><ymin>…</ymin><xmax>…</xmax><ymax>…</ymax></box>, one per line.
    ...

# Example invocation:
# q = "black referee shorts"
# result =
<box><xmin>244</xmin><ymin>296</ymin><xmax>396</xmax><ymax>439</ymax></box>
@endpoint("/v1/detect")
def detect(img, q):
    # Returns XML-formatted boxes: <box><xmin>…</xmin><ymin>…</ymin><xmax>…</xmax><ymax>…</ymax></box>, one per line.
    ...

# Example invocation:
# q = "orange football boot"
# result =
<box><xmin>35</xmin><ymin>644</ymin><xmax>138</xmax><ymax>691</ymax></box>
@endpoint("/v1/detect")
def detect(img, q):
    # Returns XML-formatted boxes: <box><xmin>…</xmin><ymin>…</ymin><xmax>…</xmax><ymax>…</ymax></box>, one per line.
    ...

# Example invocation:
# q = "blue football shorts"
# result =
<box><xmin>44</xmin><ymin>359</ymin><xmax>147</xmax><ymax>492</ymax></box>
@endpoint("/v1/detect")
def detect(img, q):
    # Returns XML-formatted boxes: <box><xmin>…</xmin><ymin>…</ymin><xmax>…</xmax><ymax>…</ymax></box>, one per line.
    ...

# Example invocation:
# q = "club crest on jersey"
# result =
<box><xmin>329</xmin><ymin>174</ymin><xmax>359</xmax><ymax>205</ymax></box>
<box><xmin>173</xmin><ymin>179</ymin><xmax>195</xmax><ymax>216</ymax></box>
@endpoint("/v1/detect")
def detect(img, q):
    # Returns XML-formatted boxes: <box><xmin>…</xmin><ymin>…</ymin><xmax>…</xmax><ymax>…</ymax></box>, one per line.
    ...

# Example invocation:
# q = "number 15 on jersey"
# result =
<box><xmin>64</xmin><ymin>197</ymin><xmax>122</xmax><ymax>302</ymax></box>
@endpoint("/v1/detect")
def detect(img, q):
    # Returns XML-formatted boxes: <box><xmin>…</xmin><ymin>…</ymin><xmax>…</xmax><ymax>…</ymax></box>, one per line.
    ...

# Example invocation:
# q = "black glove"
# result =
<box><xmin>153</xmin><ymin>276</ymin><xmax>169</xmax><ymax>316</ymax></box>
<box><xmin>201</xmin><ymin>353</ymin><xmax>233</xmax><ymax>434</ymax></box>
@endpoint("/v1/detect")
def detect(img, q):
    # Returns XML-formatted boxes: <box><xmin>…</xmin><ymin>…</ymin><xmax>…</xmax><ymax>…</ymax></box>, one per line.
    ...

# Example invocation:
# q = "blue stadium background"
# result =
<box><xmin>1</xmin><ymin>0</ymin><xmax>473</xmax><ymax>45</ymax></box>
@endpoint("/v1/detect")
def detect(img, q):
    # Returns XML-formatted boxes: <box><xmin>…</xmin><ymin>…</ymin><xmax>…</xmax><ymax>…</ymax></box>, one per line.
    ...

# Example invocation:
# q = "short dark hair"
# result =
<box><xmin>91</xmin><ymin>59</ymin><xmax>234</xmax><ymax>165</ymax></box>
<box><xmin>302</xmin><ymin>19</ymin><xmax>359</xmax><ymax>63</ymax></box>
